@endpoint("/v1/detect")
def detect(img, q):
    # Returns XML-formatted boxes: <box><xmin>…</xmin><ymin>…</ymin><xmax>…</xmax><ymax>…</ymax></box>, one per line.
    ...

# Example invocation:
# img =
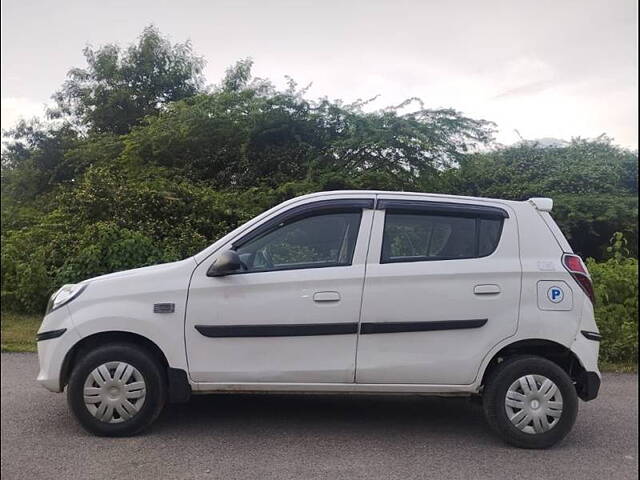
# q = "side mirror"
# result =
<box><xmin>206</xmin><ymin>250</ymin><xmax>243</xmax><ymax>277</ymax></box>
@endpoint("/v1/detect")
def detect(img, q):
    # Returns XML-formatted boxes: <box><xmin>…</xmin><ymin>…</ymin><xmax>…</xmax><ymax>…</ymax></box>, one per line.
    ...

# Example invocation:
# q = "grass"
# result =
<box><xmin>0</xmin><ymin>313</ymin><xmax>636</xmax><ymax>373</ymax></box>
<box><xmin>1</xmin><ymin>313</ymin><xmax>41</xmax><ymax>353</ymax></box>
<box><xmin>599</xmin><ymin>361</ymin><xmax>638</xmax><ymax>374</ymax></box>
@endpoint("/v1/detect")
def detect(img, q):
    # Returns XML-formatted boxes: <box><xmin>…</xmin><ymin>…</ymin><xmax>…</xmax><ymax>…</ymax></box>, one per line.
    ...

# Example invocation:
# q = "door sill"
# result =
<box><xmin>192</xmin><ymin>381</ymin><xmax>477</xmax><ymax>395</ymax></box>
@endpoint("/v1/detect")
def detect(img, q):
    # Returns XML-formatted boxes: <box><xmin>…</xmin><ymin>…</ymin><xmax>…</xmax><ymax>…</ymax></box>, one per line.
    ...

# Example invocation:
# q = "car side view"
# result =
<box><xmin>36</xmin><ymin>191</ymin><xmax>601</xmax><ymax>448</ymax></box>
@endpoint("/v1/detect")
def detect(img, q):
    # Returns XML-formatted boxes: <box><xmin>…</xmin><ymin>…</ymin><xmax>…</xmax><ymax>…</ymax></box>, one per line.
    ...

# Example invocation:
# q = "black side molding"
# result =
<box><xmin>376</xmin><ymin>199</ymin><xmax>509</xmax><ymax>219</ymax></box>
<box><xmin>581</xmin><ymin>330</ymin><xmax>602</xmax><ymax>342</ymax></box>
<box><xmin>195</xmin><ymin>322</ymin><xmax>359</xmax><ymax>338</ymax></box>
<box><xmin>360</xmin><ymin>319</ymin><xmax>488</xmax><ymax>334</ymax></box>
<box><xmin>196</xmin><ymin>320</ymin><xmax>488</xmax><ymax>337</ymax></box>
<box><xmin>36</xmin><ymin>328</ymin><xmax>67</xmax><ymax>342</ymax></box>
<box><xmin>167</xmin><ymin>368</ymin><xmax>192</xmax><ymax>403</ymax></box>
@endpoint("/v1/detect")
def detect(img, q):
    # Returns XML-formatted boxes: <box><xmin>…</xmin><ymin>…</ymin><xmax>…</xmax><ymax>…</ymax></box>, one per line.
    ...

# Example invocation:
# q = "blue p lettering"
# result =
<box><xmin>548</xmin><ymin>286</ymin><xmax>564</xmax><ymax>303</ymax></box>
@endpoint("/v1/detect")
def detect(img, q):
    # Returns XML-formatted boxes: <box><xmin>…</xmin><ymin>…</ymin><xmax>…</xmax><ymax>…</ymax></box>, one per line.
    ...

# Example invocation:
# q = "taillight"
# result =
<box><xmin>562</xmin><ymin>253</ymin><xmax>595</xmax><ymax>305</ymax></box>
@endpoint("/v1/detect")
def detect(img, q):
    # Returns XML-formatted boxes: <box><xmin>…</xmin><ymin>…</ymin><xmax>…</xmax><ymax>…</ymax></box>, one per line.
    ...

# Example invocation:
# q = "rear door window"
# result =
<box><xmin>381</xmin><ymin>212</ymin><xmax>503</xmax><ymax>263</ymax></box>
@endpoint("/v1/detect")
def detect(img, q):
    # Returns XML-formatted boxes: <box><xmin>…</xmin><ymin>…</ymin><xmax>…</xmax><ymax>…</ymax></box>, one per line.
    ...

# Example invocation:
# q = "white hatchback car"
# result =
<box><xmin>37</xmin><ymin>191</ymin><xmax>601</xmax><ymax>448</ymax></box>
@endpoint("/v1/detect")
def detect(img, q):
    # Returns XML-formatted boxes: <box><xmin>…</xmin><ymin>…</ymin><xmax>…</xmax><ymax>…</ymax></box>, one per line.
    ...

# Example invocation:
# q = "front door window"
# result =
<box><xmin>236</xmin><ymin>212</ymin><xmax>362</xmax><ymax>272</ymax></box>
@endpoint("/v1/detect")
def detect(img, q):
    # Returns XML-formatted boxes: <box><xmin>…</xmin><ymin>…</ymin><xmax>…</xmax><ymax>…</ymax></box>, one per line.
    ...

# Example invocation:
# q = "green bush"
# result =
<box><xmin>587</xmin><ymin>244</ymin><xmax>638</xmax><ymax>366</ymax></box>
<box><xmin>553</xmin><ymin>194</ymin><xmax>638</xmax><ymax>259</ymax></box>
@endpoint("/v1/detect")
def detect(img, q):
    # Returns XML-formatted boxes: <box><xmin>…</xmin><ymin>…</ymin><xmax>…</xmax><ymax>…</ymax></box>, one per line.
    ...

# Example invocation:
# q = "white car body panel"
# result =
<box><xmin>36</xmin><ymin>190</ymin><xmax>600</xmax><ymax>397</ymax></box>
<box><xmin>37</xmin><ymin>259</ymin><xmax>196</xmax><ymax>391</ymax></box>
<box><xmin>185</xmin><ymin>206</ymin><xmax>375</xmax><ymax>383</ymax></box>
<box><xmin>356</xmin><ymin>198</ymin><xmax>521</xmax><ymax>385</ymax></box>
<box><xmin>68</xmin><ymin>258</ymin><xmax>196</xmax><ymax>371</ymax></box>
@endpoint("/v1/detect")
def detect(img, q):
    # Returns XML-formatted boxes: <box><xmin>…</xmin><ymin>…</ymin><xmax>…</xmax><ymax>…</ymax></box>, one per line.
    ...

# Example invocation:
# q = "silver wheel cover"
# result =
<box><xmin>83</xmin><ymin>361</ymin><xmax>147</xmax><ymax>423</ymax></box>
<box><xmin>505</xmin><ymin>374</ymin><xmax>563</xmax><ymax>434</ymax></box>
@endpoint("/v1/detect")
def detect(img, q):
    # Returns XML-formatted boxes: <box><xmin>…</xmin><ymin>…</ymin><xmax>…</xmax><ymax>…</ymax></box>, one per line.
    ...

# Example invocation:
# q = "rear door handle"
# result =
<box><xmin>474</xmin><ymin>284</ymin><xmax>501</xmax><ymax>295</ymax></box>
<box><xmin>313</xmin><ymin>291</ymin><xmax>341</xmax><ymax>302</ymax></box>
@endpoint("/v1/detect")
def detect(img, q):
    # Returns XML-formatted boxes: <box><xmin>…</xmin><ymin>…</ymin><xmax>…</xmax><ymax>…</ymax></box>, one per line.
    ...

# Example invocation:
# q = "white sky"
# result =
<box><xmin>1</xmin><ymin>0</ymin><xmax>638</xmax><ymax>148</ymax></box>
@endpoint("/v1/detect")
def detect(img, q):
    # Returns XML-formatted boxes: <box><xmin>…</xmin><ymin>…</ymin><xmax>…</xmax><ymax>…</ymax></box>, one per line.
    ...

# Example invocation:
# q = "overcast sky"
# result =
<box><xmin>1</xmin><ymin>0</ymin><xmax>638</xmax><ymax>148</ymax></box>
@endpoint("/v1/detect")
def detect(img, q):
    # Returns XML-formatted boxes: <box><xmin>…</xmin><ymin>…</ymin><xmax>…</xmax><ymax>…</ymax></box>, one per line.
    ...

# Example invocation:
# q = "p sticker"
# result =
<box><xmin>547</xmin><ymin>286</ymin><xmax>564</xmax><ymax>303</ymax></box>
<box><xmin>538</xmin><ymin>281</ymin><xmax>572</xmax><ymax>311</ymax></box>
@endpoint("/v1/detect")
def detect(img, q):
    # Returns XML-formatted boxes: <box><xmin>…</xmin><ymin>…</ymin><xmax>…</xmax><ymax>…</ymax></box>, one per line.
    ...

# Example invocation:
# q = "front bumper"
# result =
<box><xmin>36</xmin><ymin>306</ymin><xmax>80</xmax><ymax>392</ymax></box>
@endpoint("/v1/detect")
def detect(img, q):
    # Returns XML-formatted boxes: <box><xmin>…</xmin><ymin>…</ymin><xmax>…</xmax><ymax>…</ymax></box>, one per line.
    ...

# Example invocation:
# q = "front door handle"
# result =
<box><xmin>474</xmin><ymin>284</ymin><xmax>501</xmax><ymax>295</ymax></box>
<box><xmin>313</xmin><ymin>291</ymin><xmax>341</xmax><ymax>302</ymax></box>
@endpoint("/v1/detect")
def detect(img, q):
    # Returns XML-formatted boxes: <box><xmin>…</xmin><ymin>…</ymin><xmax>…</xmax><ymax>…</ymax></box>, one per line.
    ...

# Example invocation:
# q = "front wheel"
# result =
<box><xmin>67</xmin><ymin>343</ymin><xmax>166</xmax><ymax>436</ymax></box>
<box><xmin>483</xmin><ymin>355</ymin><xmax>578</xmax><ymax>449</ymax></box>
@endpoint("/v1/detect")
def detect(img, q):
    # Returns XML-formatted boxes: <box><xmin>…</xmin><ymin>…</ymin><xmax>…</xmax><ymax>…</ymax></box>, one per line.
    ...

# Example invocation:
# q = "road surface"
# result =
<box><xmin>1</xmin><ymin>353</ymin><xmax>637</xmax><ymax>480</ymax></box>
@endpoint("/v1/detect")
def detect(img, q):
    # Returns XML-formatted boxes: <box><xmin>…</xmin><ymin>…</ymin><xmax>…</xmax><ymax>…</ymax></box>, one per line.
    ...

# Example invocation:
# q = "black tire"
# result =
<box><xmin>67</xmin><ymin>343</ymin><xmax>166</xmax><ymax>437</ymax></box>
<box><xmin>482</xmin><ymin>355</ymin><xmax>578</xmax><ymax>449</ymax></box>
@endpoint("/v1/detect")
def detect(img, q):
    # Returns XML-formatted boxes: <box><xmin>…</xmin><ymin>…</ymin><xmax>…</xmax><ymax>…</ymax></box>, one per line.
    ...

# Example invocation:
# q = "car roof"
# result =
<box><xmin>292</xmin><ymin>190</ymin><xmax>529</xmax><ymax>207</ymax></box>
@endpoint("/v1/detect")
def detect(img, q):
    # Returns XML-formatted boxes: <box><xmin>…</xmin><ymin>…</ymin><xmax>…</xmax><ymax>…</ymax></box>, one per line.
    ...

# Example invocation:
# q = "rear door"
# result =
<box><xmin>185</xmin><ymin>197</ymin><xmax>375</xmax><ymax>384</ymax></box>
<box><xmin>355</xmin><ymin>196</ymin><xmax>521</xmax><ymax>385</ymax></box>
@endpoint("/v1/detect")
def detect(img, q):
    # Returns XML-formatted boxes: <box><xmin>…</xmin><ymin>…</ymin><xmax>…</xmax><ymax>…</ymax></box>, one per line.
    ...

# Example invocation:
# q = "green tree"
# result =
<box><xmin>121</xmin><ymin>63</ymin><xmax>496</xmax><ymax>189</ymax></box>
<box><xmin>439</xmin><ymin>137</ymin><xmax>638</xmax><ymax>199</ymax></box>
<box><xmin>1</xmin><ymin>120</ymin><xmax>79</xmax><ymax>201</ymax></box>
<box><xmin>50</xmin><ymin>25</ymin><xmax>205</xmax><ymax>134</ymax></box>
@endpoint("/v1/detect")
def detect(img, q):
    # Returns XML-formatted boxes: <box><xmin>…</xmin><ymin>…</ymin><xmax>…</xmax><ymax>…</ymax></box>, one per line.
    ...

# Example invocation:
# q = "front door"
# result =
<box><xmin>355</xmin><ymin>197</ymin><xmax>521</xmax><ymax>385</ymax></box>
<box><xmin>185</xmin><ymin>198</ymin><xmax>374</xmax><ymax>383</ymax></box>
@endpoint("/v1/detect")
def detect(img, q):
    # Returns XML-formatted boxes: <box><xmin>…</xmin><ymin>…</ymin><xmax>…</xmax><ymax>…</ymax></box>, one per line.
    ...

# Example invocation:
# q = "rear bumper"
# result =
<box><xmin>570</xmin><ymin>327</ymin><xmax>600</xmax><ymax>377</ymax></box>
<box><xmin>576</xmin><ymin>371</ymin><xmax>601</xmax><ymax>401</ymax></box>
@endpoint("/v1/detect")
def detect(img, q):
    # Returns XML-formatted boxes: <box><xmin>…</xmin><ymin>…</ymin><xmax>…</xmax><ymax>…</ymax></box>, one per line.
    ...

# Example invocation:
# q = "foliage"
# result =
<box><xmin>119</xmin><ymin>90</ymin><xmax>495</xmax><ymax>190</ymax></box>
<box><xmin>0</xmin><ymin>121</ymin><xmax>80</xmax><ymax>200</ymax></box>
<box><xmin>587</xmin><ymin>235</ymin><xmax>638</xmax><ymax>366</ymax></box>
<box><xmin>50</xmin><ymin>25</ymin><xmax>205</xmax><ymax>135</ymax></box>
<box><xmin>440</xmin><ymin>137</ymin><xmax>638</xmax><ymax>198</ymax></box>
<box><xmin>551</xmin><ymin>194</ymin><xmax>638</xmax><ymax>259</ymax></box>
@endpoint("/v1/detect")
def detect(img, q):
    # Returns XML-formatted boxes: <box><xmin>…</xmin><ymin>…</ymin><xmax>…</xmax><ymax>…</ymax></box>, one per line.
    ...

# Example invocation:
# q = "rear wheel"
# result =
<box><xmin>67</xmin><ymin>343</ymin><xmax>166</xmax><ymax>436</ymax></box>
<box><xmin>483</xmin><ymin>355</ymin><xmax>578</xmax><ymax>449</ymax></box>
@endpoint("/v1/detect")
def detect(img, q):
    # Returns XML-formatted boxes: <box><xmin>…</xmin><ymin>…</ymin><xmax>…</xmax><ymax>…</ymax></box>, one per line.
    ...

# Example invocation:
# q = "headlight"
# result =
<box><xmin>46</xmin><ymin>284</ymin><xmax>87</xmax><ymax>314</ymax></box>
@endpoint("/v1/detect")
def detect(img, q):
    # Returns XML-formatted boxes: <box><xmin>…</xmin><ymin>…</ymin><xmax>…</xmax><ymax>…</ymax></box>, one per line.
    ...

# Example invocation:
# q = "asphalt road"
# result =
<box><xmin>1</xmin><ymin>353</ymin><xmax>637</xmax><ymax>480</ymax></box>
